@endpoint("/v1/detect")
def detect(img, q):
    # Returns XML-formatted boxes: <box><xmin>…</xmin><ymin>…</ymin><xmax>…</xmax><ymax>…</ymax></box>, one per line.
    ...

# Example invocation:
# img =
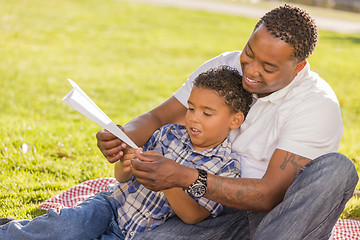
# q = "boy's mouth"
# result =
<box><xmin>190</xmin><ymin>127</ymin><xmax>201</xmax><ymax>136</ymax></box>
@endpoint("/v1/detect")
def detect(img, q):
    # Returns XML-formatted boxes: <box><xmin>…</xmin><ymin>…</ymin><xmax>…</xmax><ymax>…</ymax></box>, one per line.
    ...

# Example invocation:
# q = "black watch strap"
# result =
<box><xmin>187</xmin><ymin>169</ymin><xmax>208</xmax><ymax>198</ymax></box>
<box><xmin>197</xmin><ymin>169</ymin><xmax>207</xmax><ymax>185</ymax></box>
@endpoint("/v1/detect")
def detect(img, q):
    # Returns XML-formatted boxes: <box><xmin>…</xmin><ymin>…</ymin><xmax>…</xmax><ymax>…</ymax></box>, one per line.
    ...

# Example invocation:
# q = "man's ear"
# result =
<box><xmin>294</xmin><ymin>60</ymin><xmax>307</xmax><ymax>76</ymax></box>
<box><xmin>229</xmin><ymin>112</ymin><xmax>245</xmax><ymax>130</ymax></box>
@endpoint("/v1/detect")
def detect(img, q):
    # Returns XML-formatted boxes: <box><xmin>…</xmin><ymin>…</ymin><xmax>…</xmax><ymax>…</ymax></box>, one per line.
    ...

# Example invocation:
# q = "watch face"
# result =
<box><xmin>190</xmin><ymin>182</ymin><xmax>206</xmax><ymax>198</ymax></box>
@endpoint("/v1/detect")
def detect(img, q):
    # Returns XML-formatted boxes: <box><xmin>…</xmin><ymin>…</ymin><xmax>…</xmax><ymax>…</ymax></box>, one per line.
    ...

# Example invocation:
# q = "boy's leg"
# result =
<box><xmin>253</xmin><ymin>153</ymin><xmax>358</xmax><ymax>240</ymax></box>
<box><xmin>94</xmin><ymin>219</ymin><xmax>125</xmax><ymax>240</ymax></box>
<box><xmin>0</xmin><ymin>191</ymin><xmax>123</xmax><ymax>240</ymax></box>
<box><xmin>133</xmin><ymin>207</ymin><xmax>252</xmax><ymax>240</ymax></box>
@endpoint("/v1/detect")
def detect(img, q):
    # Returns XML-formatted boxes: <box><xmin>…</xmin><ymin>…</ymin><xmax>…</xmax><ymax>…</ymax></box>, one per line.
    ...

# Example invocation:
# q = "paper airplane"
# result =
<box><xmin>62</xmin><ymin>79</ymin><xmax>138</xmax><ymax>149</ymax></box>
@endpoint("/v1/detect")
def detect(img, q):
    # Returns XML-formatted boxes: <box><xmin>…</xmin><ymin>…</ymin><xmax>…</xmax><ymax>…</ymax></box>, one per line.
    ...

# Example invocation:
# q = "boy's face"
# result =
<box><xmin>185</xmin><ymin>86</ymin><xmax>242</xmax><ymax>151</ymax></box>
<box><xmin>240</xmin><ymin>24</ymin><xmax>302</xmax><ymax>98</ymax></box>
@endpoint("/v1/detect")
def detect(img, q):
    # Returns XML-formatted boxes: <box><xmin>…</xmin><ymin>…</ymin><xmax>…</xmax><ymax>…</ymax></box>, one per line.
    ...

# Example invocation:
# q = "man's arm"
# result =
<box><xmin>132</xmin><ymin>148</ymin><xmax>311</xmax><ymax>211</ymax></box>
<box><xmin>96</xmin><ymin>96</ymin><xmax>187</xmax><ymax>163</ymax></box>
<box><xmin>123</xmin><ymin>96</ymin><xmax>187</xmax><ymax>145</ymax></box>
<box><xmin>205</xmin><ymin>149</ymin><xmax>311</xmax><ymax>211</ymax></box>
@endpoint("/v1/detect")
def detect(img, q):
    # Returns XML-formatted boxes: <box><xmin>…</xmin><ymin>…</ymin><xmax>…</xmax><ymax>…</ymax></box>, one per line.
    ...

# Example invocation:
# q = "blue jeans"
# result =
<box><xmin>133</xmin><ymin>153</ymin><xmax>358</xmax><ymax>240</ymax></box>
<box><xmin>0</xmin><ymin>153</ymin><xmax>358</xmax><ymax>239</ymax></box>
<box><xmin>0</xmin><ymin>191</ymin><xmax>124</xmax><ymax>240</ymax></box>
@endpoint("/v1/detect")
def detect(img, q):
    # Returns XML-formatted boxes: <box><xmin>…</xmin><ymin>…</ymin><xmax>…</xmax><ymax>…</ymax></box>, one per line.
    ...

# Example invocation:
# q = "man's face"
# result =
<box><xmin>240</xmin><ymin>24</ymin><xmax>300</xmax><ymax>97</ymax></box>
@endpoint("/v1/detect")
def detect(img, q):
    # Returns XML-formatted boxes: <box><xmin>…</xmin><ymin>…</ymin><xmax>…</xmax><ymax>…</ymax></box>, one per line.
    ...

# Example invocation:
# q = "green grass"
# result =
<box><xmin>1</xmin><ymin>0</ymin><xmax>359</xmax><ymax>220</ymax></box>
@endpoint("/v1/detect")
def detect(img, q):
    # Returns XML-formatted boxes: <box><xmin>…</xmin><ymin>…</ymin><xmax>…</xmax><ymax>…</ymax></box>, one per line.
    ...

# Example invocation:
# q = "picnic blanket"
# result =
<box><xmin>39</xmin><ymin>178</ymin><xmax>360</xmax><ymax>240</ymax></box>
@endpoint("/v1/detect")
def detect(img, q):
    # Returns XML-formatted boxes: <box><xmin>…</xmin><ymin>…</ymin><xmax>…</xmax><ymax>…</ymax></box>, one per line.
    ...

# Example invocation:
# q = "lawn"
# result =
<box><xmin>1</xmin><ymin>0</ymin><xmax>359</xmax><ymax>220</ymax></box>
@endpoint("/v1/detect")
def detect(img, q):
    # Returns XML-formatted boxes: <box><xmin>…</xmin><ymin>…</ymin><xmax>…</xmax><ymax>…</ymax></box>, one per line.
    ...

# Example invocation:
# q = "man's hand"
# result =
<box><xmin>131</xmin><ymin>150</ymin><xmax>198</xmax><ymax>192</ymax></box>
<box><xmin>96</xmin><ymin>125</ymin><xmax>127</xmax><ymax>163</ymax></box>
<box><xmin>120</xmin><ymin>149</ymin><xmax>162</xmax><ymax>174</ymax></box>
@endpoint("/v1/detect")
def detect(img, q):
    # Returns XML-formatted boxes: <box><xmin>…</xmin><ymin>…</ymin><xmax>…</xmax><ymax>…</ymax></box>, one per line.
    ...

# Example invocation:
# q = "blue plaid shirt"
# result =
<box><xmin>112</xmin><ymin>124</ymin><xmax>241</xmax><ymax>239</ymax></box>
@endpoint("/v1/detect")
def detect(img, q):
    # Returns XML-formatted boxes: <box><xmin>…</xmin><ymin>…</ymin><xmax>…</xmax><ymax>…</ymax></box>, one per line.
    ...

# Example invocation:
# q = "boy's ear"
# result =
<box><xmin>229</xmin><ymin>112</ymin><xmax>245</xmax><ymax>130</ymax></box>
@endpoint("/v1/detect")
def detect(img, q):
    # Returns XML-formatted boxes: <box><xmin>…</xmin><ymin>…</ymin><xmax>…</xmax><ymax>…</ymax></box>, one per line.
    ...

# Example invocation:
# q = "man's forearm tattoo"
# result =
<box><xmin>209</xmin><ymin>175</ymin><xmax>264</xmax><ymax>207</ymax></box>
<box><xmin>280</xmin><ymin>152</ymin><xmax>308</xmax><ymax>177</ymax></box>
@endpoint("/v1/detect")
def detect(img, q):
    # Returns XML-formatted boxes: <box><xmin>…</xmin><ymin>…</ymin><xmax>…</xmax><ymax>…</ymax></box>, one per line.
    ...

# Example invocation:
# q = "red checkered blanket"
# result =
<box><xmin>39</xmin><ymin>178</ymin><xmax>360</xmax><ymax>240</ymax></box>
<box><xmin>39</xmin><ymin>177</ymin><xmax>117</xmax><ymax>211</ymax></box>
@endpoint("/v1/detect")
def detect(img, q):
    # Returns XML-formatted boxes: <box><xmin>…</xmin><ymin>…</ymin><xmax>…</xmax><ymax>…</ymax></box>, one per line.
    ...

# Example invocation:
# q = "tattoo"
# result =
<box><xmin>280</xmin><ymin>152</ymin><xmax>308</xmax><ymax>177</ymax></box>
<box><xmin>208</xmin><ymin>175</ymin><xmax>264</xmax><ymax>209</ymax></box>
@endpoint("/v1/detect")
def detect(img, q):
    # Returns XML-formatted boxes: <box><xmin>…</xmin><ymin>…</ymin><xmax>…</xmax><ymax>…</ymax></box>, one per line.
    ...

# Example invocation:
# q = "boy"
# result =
<box><xmin>0</xmin><ymin>65</ymin><xmax>252</xmax><ymax>240</ymax></box>
<box><xmin>112</xmin><ymin>65</ymin><xmax>252</xmax><ymax>239</ymax></box>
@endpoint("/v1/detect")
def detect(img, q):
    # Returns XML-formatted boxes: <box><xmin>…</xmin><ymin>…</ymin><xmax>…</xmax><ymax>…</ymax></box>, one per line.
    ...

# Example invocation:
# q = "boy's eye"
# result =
<box><xmin>203</xmin><ymin>112</ymin><xmax>212</xmax><ymax>117</ymax></box>
<box><xmin>188</xmin><ymin>107</ymin><xmax>194</xmax><ymax>111</ymax></box>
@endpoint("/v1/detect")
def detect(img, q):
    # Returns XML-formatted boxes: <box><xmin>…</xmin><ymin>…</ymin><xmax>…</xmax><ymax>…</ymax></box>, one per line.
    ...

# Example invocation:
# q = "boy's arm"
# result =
<box><xmin>164</xmin><ymin>154</ymin><xmax>240</xmax><ymax>224</ymax></box>
<box><xmin>145</xmin><ymin>150</ymin><xmax>211</xmax><ymax>224</ymax></box>
<box><xmin>163</xmin><ymin>188</ymin><xmax>210</xmax><ymax>224</ymax></box>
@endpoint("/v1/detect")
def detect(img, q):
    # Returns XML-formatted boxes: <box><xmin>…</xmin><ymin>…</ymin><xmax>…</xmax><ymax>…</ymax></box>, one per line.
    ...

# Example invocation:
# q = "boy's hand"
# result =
<box><xmin>121</xmin><ymin>149</ymin><xmax>162</xmax><ymax>174</ymax></box>
<box><xmin>121</xmin><ymin>148</ymin><xmax>138</xmax><ymax>173</ymax></box>
<box><xmin>142</xmin><ymin>150</ymin><xmax>163</xmax><ymax>157</ymax></box>
<box><xmin>131</xmin><ymin>150</ymin><xmax>197</xmax><ymax>191</ymax></box>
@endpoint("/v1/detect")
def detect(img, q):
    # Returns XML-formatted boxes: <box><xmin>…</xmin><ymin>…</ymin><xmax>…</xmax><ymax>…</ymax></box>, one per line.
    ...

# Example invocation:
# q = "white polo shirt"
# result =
<box><xmin>174</xmin><ymin>51</ymin><xmax>343</xmax><ymax>179</ymax></box>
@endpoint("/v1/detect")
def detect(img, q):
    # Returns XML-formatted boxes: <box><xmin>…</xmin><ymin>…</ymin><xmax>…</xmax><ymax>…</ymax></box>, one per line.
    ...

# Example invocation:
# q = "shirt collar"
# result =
<box><xmin>170</xmin><ymin>125</ymin><xmax>233</xmax><ymax>160</ymax></box>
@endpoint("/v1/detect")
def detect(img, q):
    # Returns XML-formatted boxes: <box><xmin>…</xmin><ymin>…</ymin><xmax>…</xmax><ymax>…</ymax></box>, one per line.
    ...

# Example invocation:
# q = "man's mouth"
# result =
<box><xmin>245</xmin><ymin>75</ymin><xmax>261</xmax><ymax>84</ymax></box>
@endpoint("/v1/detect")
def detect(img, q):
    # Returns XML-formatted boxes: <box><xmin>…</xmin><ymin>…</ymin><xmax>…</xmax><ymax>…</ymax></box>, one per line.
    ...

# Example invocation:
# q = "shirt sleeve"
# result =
<box><xmin>174</xmin><ymin>51</ymin><xmax>242</xmax><ymax>108</ymax></box>
<box><xmin>142</xmin><ymin>125</ymin><xmax>168</xmax><ymax>154</ymax></box>
<box><xmin>277</xmin><ymin>95</ymin><xmax>343</xmax><ymax>159</ymax></box>
<box><xmin>142</xmin><ymin>129</ymin><xmax>160</xmax><ymax>152</ymax></box>
<box><xmin>142</xmin><ymin>124</ymin><xmax>177</xmax><ymax>156</ymax></box>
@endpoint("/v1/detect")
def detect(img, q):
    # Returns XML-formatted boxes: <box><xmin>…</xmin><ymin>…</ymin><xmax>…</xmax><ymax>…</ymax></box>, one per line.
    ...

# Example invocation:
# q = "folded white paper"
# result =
<box><xmin>62</xmin><ymin>79</ymin><xmax>138</xmax><ymax>149</ymax></box>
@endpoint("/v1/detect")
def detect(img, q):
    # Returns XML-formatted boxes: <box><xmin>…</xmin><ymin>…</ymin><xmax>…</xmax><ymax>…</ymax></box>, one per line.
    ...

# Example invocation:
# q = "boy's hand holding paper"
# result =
<box><xmin>62</xmin><ymin>79</ymin><xmax>138</xmax><ymax>149</ymax></box>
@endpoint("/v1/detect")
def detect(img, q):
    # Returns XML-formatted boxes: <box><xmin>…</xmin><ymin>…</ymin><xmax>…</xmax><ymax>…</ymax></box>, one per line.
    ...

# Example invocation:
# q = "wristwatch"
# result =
<box><xmin>187</xmin><ymin>169</ymin><xmax>208</xmax><ymax>198</ymax></box>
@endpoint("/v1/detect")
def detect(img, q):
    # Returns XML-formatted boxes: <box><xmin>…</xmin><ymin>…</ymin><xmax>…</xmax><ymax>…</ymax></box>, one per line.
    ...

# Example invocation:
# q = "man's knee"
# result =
<box><xmin>315</xmin><ymin>152</ymin><xmax>358</xmax><ymax>191</ymax></box>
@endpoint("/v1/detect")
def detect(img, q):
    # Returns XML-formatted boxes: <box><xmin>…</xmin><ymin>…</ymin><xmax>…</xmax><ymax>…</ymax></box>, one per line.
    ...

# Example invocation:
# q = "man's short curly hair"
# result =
<box><xmin>254</xmin><ymin>4</ymin><xmax>318</xmax><ymax>61</ymax></box>
<box><xmin>194</xmin><ymin>65</ymin><xmax>252</xmax><ymax>117</ymax></box>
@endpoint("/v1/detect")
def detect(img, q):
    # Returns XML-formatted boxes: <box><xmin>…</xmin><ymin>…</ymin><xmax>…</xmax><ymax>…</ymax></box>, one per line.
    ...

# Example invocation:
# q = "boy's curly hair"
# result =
<box><xmin>254</xmin><ymin>4</ymin><xmax>318</xmax><ymax>61</ymax></box>
<box><xmin>194</xmin><ymin>65</ymin><xmax>252</xmax><ymax>117</ymax></box>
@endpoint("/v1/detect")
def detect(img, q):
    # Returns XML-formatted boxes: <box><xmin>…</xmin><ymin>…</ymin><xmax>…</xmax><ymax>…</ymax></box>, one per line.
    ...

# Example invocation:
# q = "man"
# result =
<box><xmin>97</xmin><ymin>4</ymin><xmax>358</xmax><ymax>239</ymax></box>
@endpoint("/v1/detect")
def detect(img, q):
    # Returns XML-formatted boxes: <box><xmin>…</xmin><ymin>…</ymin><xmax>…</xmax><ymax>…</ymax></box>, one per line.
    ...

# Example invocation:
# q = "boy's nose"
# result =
<box><xmin>190</xmin><ymin>112</ymin><xmax>200</xmax><ymax>123</ymax></box>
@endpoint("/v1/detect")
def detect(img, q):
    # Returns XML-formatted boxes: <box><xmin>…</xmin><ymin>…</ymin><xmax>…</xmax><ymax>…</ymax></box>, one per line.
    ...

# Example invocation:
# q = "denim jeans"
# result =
<box><xmin>0</xmin><ymin>153</ymin><xmax>358</xmax><ymax>240</ymax></box>
<box><xmin>0</xmin><ymin>191</ymin><xmax>125</xmax><ymax>240</ymax></box>
<box><xmin>133</xmin><ymin>153</ymin><xmax>358</xmax><ymax>240</ymax></box>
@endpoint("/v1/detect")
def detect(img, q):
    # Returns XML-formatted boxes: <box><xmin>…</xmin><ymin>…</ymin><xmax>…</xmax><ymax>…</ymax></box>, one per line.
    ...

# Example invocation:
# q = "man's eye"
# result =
<box><xmin>264</xmin><ymin>67</ymin><xmax>275</xmax><ymax>73</ymax></box>
<box><xmin>245</xmin><ymin>48</ymin><xmax>253</xmax><ymax>57</ymax></box>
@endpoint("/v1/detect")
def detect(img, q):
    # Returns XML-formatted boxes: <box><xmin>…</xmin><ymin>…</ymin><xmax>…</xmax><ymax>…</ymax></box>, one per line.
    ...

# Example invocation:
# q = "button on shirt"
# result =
<box><xmin>174</xmin><ymin>51</ymin><xmax>342</xmax><ymax>179</ymax></box>
<box><xmin>113</xmin><ymin>124</ymin><xmax>241</xmax><ymax>239</ymax></box>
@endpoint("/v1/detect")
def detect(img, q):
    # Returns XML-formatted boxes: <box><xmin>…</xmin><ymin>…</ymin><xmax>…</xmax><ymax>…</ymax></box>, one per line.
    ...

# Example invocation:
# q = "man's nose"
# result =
<box><xmin>246</xmin><ymin>61</ymin><xmax>261</xmax><ymax>78</ymax></box>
